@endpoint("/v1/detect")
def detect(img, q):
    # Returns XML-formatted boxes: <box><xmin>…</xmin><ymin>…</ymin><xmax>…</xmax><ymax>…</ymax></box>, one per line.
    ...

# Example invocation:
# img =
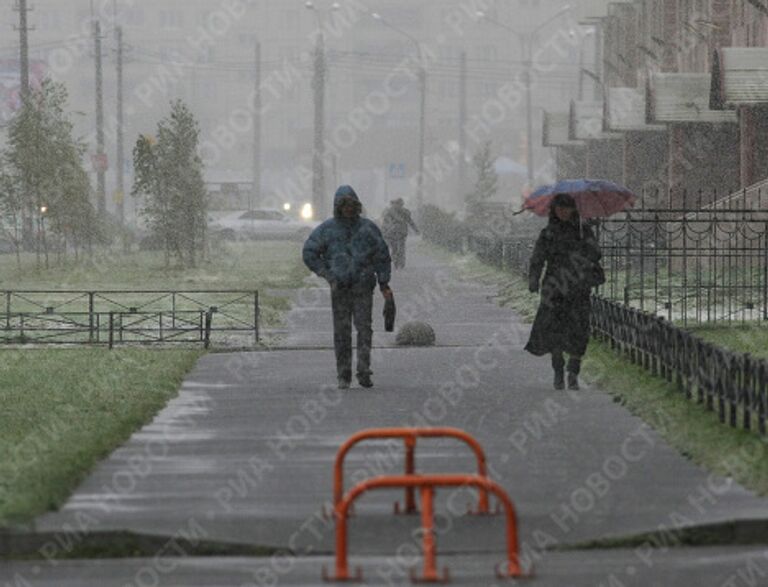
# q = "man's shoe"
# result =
<box><xmin>338</xmin><ymin>378</ymin><xmax>351</xmax><ymax>390</ymax></box>
<box><xmin>567</xmin><ymin>373</ymin><xmax>580</xmax><ymax>391</ymax></box>
<box><xmin>357</xmin><ymin>374</ymin><xmax>374</xmax><ymax>388</ymax></box>
<box><xmin>553</xmin><ymin>369</ymin><xmax>565</xmax><ymax>391</ymax></box>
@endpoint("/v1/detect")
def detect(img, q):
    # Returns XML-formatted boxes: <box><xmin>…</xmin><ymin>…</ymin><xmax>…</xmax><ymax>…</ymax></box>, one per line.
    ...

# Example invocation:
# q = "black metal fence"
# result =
<box><xmin>598</xmin><ymin>205</ymin><xmax>768</xmax><ymax>326</ymax></box>
<box><xmin>465</xmin><ymin>202</ymin><xmax>768</xmax><ymax>326</ymax></box>
<box><xmin>0</xmin><ymin>290</ymin><xmax>259</xmax><ymax>347</ymax></box>
<box><xmin>592</xmin><ymin>297</ymin><xmax>768</xmax><ymax>435</ymax></box>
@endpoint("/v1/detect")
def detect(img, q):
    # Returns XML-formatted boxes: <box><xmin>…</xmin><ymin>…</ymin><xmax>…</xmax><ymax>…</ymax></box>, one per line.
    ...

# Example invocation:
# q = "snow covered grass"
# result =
<box><xmin>0</xmin><ymin>240</ymin><xmax>307</xmax><ymax>290</ymax></box>
<box><xmin>0</xmin><ymin>347</ymin><xmax>203</xmax><ymax>526</ymax></box>
<box><xmin>423</xmin><ymin>241</ymin><xmax>768</xmax><ymax>496</ymax></box>
<box><xmin>689</xmin><ymin>324</ymin><xmax>768</xmax><ymax>359</ymax></box>
<box><xmin>0</xmin><ymin>240</ymin><xmax>308</xmax><ymax>327</ymax></box>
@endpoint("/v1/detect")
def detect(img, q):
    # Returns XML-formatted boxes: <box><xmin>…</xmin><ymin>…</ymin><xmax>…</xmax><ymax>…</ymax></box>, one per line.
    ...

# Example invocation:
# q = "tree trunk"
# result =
<box><xmin>35</xmin><ymin>216</ymin><xmax>41</xmax><ymax>270</ymax></box>
<box><xmin>42</xmin><ymin>221</ymin><xmax>49</xmax><ymax>270</ymax></box>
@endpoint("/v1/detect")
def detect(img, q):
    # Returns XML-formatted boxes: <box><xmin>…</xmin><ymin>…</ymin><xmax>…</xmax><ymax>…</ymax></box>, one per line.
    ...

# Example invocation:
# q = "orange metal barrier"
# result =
<box><xmin>322</xmin><ymin>474</ymin><xmax>528</xmax><ymax>583</ymax></box>
<box><xmin>333</xmin><ymin>427</ymin><xmax>492</xmax><ymax>515</ymax></box>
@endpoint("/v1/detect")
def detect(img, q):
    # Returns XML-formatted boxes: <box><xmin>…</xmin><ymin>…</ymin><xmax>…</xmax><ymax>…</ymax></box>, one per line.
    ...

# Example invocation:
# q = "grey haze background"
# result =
<box><xmin>0</xmin><ymin>0</ymin><xmax>614</xmax><ymax>220</ymax></box>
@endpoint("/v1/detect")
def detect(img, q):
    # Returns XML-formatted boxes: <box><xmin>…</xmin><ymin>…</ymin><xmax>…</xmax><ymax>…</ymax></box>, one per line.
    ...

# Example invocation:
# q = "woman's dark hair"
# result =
<box><xmin>549</xmin><ymin>193</ymin><xmax>580</xmax><ymax>223</ymax></box>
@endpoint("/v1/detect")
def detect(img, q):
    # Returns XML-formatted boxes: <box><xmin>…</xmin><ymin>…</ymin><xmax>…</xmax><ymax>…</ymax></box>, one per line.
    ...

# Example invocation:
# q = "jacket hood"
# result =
<box><xmin>334</xmin><ymin>185</ymin><xmax>362</xmax><ymax>219</ymax></box>
<box><xmin>548</xmin><ymin>193</ymin><xmax>580</xmax><ymax>224</ymax></box>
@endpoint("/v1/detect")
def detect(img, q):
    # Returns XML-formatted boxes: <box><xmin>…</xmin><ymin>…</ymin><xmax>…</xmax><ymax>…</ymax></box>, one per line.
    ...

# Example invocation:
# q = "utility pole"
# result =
<box><xmin>311</xmin><ymin>32</ymin><xmax>326</xmax><ymax>218</ymax></box>
<box><xmin>115</xmin><ymin>25</ymin><xmax>125</xmax><ymax>227</ymax></box>
<box><xmin>15</xmin><ymin>0</ymin><xmax>30</xmax><ymax>96</ymax></box>
<box><xmin>458</xmin><ymin>50</ymin><xmax>467</xmax><ymax>208</ymax></box>
<box><xmin>15</xmin><ymin>0</ymin><xmax>33</xmax><ymax>251</ymax></box>
<box><xmin>417</xmin><ymin>62</ymin><xmax>426</xmax><ymax>211</ymax></box>
<box><xmin>252</xmin><ymin>40</ymin><xmax>262</xmax><ymax>211</ymax></box>
<box><xmin>93</xmin><ymin>15</ymin><xmax>107</xmax><ymax>216</ymax></box>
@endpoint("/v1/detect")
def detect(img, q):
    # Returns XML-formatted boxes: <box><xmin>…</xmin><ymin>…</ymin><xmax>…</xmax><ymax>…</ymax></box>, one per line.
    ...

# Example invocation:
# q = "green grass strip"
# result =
<box><xmin>689</xmin><ymin>324</ymin><xmax>768</xmax><ymax>360</ymax></box>
<box><xmin>0</xmin><ymin>348</ymin><xmax>203</xmax><ymax>525</ymax></box>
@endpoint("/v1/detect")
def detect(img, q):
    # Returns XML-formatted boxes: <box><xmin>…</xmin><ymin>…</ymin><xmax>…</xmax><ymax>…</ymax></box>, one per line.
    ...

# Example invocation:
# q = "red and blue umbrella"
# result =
<box><xmin>523</xmin><ymin>179</ymin><xmax>636</xmax><ymax>218</ymax></box>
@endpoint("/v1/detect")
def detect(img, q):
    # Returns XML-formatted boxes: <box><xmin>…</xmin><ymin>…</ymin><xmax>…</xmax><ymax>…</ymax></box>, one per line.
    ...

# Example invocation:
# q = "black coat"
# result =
<box><xmin>525</xmin><ymin>219</ymin><xmax>602</xmax><ymax>357</ymax></box>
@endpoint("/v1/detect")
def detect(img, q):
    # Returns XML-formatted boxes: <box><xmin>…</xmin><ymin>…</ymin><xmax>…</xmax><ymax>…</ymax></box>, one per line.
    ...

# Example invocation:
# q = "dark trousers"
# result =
<box><xmin>388</xmin><ymin>236</ymin><xmax>407</xmax><ymax>269</ymax></box>
<box><xmin>552</xmin><ymin>351</ymin><xmax>582</xmax><ymax>375</ymax></box>
<box><xmin>331</xmin><ymin>286</ymin><xmax>374</xmax><ymax>380</ymax></box>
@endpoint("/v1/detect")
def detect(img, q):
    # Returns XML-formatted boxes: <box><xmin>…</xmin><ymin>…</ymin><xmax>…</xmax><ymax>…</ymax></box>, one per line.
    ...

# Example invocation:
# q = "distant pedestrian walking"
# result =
<box><xmin>303</xmin><ymin>185</ymin><xmax>393</xmax><ymax>389</ymax></box>
<box><xmin>525</xmin><ymin>193</ymin><xmax>603</xmax><ymax>391</ymax></box>
<box><xmin>382</xmin><ymin>198</ymin><xmax>419</xmax><ymax>270</ymax></box>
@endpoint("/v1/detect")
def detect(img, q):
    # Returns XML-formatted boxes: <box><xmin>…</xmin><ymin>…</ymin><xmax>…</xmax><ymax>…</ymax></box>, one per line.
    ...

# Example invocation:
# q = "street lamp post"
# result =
<box><xmin>305</xmin><ymin>1</ymin><xmax>339</xmax><ymax>219</ymax></box>
<box><xmin>371</xmin><ymin>12</ymin><xmax>426</xmax><ymax>211</ymax></box>
<box><xmin>478</xmin><ymin>6</ymin><xmax>571</xmax><ymax>190</ymax></box>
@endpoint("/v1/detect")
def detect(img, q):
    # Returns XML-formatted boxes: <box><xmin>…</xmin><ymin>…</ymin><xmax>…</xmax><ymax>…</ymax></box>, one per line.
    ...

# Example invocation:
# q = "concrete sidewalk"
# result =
<box><xmin>25</xmin><ymin>239</ymin><xmax>768</xmax><ymax>585</ymax></box>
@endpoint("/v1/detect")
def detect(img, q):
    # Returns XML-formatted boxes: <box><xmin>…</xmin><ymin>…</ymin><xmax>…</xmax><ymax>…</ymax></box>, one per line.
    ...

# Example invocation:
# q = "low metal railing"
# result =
<box><xmin>0</xmin><ymin>290</ymin><xmax>258</xmax><ymax>346</ymax></box>
<box><xmin>0</xmin><ymin>310</ymin><xmax>214</xmax><ymax>349</ymax></box>
<box><xmin>591</xmin><ymin>297</ymin><xmax>768</xmax><ymax>435</ymax></box>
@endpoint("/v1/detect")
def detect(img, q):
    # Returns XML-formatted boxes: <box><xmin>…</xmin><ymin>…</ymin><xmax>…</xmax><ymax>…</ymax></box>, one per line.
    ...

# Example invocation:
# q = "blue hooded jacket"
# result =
<box><xmin>303</xmin><ymin>186</ymin><xmax>392</xmax><ymax>290</ymax></box>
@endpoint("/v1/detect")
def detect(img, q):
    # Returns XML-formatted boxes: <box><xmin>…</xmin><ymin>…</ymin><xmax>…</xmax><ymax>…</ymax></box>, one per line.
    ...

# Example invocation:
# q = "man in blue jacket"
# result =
<box><xmin>303</xmin><ymin>185</ymin><xmax>393</xmax><ymax>389</ymax></box>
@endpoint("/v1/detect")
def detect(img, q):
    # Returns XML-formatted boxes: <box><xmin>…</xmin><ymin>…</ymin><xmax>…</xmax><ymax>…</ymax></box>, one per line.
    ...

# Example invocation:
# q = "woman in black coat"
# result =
<box><xmin>525</xmin><ymin>193</ymin><xmax>602</xmax><ymax>390</ymax></box>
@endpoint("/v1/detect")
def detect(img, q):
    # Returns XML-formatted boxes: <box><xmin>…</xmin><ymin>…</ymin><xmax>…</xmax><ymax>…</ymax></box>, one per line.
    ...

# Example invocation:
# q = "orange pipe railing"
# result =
<box><xmin>322</xmin><ymin>474</ymin><xmax>527</xmax><ymax>583</ymax></box>
<box><xmin>333</xmin><ymin>427</ymin><xmax>491</xmax><ymax>515</ymax></box>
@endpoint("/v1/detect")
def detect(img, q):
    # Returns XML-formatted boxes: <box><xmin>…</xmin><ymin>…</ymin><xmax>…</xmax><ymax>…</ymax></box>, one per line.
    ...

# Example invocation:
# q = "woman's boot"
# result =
<box><xmin>567</xmin><ymin>357</ymin><xmax>582</xmax><ymax>390</ymax></box>
<box><xmin>552</xmin><ymin>353</ymin><xmax>565</xmax><ymax>390</ymax></box>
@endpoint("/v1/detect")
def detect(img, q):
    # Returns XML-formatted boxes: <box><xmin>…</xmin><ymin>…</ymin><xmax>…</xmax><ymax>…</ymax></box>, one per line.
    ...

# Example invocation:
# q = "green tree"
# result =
<box><xmin>0</xmin><ymin>167</ymin><xmax>24</xmax><ymax>267</ymax></box>
<box><xmin>465</xmin><ymin>141</ymin><xmax>499</xmax><ymax>212</ymax></box>
<box><xmin>133</xmin><ymin>100</ymin><xmax>208</xmax><ymax>268</ymax></box>
<box><xmin>2</xmin><ymin>79</ymin><xmax>101</xmax><ymax>268</ymax></box>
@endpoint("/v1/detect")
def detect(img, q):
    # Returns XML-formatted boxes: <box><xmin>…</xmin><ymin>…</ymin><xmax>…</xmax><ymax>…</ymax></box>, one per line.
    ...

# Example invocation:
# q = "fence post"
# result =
<box><xmin>759</xmin><ymin>363</ymin><xmax>766</xmax><ymax>436</ymax></box>
<box><xmin>109</xmin><ymin>312</ymin><xmax>114</xmax><ymax>350</ymax></box>
<box><xmin>88</xmin><ymin>292</ymin><xmax>95</xmax><ymax>343</ymax></box>
<box><xmin>204</xmin><ymin>310</ymin><xmax>212</xmax><ymax>350</ymax></box>
<box><xmin>5</xmin><ymin>291</ymin><xmax>10</xmax><ymax>330</ymax></box>
<box><xmin>763</xmin><ymin>225</ymin><xmax>768</xmax><ymax>321</ymax></box>
<box><xmin>743</xmin><ymin>356</ymin><xmax>752</xmax><ymax>432</ymax></box>
<box><xmin>254</xmin><ymin>291</ymin><xmax>260</xmax><ymax>345</ymax></box>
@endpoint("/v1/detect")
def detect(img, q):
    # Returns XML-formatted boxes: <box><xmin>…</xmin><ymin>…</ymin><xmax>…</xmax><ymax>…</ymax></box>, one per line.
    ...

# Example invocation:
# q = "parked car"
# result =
<box><xmin>209</xmin><ymin>209</ymin><xmax>318</xmax><ymax>241</ymax></box>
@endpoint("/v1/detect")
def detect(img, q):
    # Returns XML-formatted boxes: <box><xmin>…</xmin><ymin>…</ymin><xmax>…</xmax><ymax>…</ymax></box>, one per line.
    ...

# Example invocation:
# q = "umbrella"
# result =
<box><xmin>522</xmin><ymin>179</ymin><xmax>636</xmax><ymax>218</ymax></box>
